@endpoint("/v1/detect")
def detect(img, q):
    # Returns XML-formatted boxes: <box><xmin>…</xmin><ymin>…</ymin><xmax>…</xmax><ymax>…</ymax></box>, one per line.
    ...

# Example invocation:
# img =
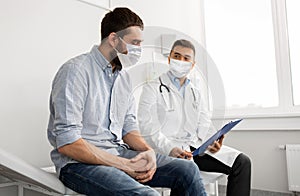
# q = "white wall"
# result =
<box><xmin>0</xmin><ymin>0</ymin><xmax>299</xmax><ymax>195</ymax></box>
<box><xmin>0</xmin><ymin>0</ymin><xmax>107</xmax><ymax>167</ymax></box>
<box><xmin>223</xmin><ymin>129</ymin><xmax>300</xmax><ymax>193</ymax></box>
<box><xmin>111</xmin><ymin>0</ymin><xmax>204</xmax><ymax>45</ymax></box>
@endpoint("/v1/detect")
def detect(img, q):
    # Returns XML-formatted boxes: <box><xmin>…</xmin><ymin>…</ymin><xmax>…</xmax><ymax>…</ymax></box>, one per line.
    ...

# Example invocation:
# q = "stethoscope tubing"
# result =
<box><xmin>159</xmin><ymin>77</ymin><xmax>170</xmax><ymax>93</ymax></box>
<box><xmin>158</xmin><ymin>76</ymin><xmax>197</xmax><ymax>111</ymax></box>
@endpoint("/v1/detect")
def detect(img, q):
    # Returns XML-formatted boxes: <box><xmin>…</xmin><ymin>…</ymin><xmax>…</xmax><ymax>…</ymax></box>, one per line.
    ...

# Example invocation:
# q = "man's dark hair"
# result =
<box><xmin>171</xmin><ymin>39</ymin><xmax>196</xmax><ymax>56</ymax></box>
<box><xmin>101</xmin><ymin>7</ymin><xmax>144</xmax><ymax>40</ymax></box>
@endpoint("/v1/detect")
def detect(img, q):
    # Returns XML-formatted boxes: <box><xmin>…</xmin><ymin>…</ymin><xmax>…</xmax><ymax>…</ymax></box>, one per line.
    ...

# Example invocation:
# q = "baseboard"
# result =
<box><xmin>218</xmin><ymin>185</ymin><xmax>298</xmax><ymax>196</ymax></box>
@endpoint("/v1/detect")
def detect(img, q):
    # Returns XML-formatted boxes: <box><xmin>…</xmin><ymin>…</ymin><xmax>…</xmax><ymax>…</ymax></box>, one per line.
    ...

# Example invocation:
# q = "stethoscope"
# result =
<box><xmin>159</xmin><ymin>77</ymin><xmax>174</xmax><ymax>111</ymax></box>
<box><xmin>158</xmin><ymin>76</ymin><xmax>198</xmax><ymax>111</ymax></box>
<box><xmin>159</xmin><ymin>76</ymin><xmax>170</xmax><ymax>93</ymax></box>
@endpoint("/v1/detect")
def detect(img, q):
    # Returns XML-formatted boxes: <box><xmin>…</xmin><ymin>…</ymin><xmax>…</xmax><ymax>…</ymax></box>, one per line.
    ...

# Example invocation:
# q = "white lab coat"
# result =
<box><xmin>138</xmin><ymin>72</ymin><xmax>240</xmax><ymax>167</ymax></box>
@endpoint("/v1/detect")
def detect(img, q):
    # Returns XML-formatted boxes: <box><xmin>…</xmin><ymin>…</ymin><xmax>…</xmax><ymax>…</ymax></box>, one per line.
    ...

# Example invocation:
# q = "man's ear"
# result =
<box><xmin>168</xmin><ymin>56</ymin><xmax>171</xmax><ymax>64</ymax></box>
<box><xmin>107</xmin><ymin>32</ymin><xmax>119</xmax><ymax>48</ymax></box>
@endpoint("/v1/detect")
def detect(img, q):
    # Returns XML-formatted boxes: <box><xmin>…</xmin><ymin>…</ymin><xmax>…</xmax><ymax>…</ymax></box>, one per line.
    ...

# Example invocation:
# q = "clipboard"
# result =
<box><xmin>192</xmin><ymin>119</ymin><xmax>243</xmax><ymax>156</ymax></box>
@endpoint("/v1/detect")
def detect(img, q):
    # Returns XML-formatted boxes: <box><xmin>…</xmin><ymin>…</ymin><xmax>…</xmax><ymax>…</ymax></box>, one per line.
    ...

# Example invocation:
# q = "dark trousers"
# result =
<box><xmin>193</xmin><ymin>152</ymin><xmax>251</xmax><ymax>196</ymax></box>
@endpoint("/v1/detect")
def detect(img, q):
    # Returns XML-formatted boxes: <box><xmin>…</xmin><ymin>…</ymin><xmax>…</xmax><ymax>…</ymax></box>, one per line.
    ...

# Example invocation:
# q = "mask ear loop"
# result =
<box><xmin>118</xmin><ymin>37</ymin><xmax>141</xmax><ymax>54</ymax></box>
<box><xmin>113</xmin><ymin>46</ymin><xmax>120</xmax><ymax>54</ymax></box>
<box><xmin>112</xmin><ymin>35</ymin><xmax>122</xmax><ymax>54</ymax></box>
<box><xmin>118</xmin><ymin>36</ymin><xmax>126</xmax><ymax>44</ymax></box>
<box><xmin>111</xmin><ymin>34</ymin><xmax>127</xmax><ymax>55</ymax></box>
<box><xmin>118</xmin><ymin>37</ymin><xmax>129</xmax><ymax>52</ymax></box>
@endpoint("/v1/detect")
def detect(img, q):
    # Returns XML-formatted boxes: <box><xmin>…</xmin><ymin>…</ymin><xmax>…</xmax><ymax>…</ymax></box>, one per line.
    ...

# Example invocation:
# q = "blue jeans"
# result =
<box><xmin>59</xmin><ymin>148</ymin><xmax>207</xmax><ymax>196</ymax></box>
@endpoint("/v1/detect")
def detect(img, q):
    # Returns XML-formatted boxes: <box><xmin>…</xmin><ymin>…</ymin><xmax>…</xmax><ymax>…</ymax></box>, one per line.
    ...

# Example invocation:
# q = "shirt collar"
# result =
<box><xmin>167</xmin><ymin>71</ymin><xmax>190</xmax><ymax>90</ymax></box>
<box><xmin>90</xmin><ymin>45</ymin><xmax>112</xmax><ymax>71</ymax></box>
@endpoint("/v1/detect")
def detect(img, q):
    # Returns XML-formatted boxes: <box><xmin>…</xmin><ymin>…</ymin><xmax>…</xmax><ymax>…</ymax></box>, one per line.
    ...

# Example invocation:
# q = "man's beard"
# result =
<box><xmin>110</xmin><ymin>48</ymin><xmax>123</xmax><ymax>71</ymax></box>
<box><xmin>111</xmin><ymin>56</ymin><xmax>122</xmax><ymax>71</ymax></box>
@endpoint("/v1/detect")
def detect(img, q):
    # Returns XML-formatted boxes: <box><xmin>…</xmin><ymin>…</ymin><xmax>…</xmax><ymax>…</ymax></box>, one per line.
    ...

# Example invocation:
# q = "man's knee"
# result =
<box><xmin>172</xmin><ymin>159</ymin><xmax>198</xmax><ymax>172</ymax></box>
<box><xmin>184</xmin><ymin>160</ymin><xmax>201</xmax><ymax>176</ymax></box>
<box><xmin>173</xmin><ymin>159</ymin><xmax>202</xmax><ymax>182</ymax></box>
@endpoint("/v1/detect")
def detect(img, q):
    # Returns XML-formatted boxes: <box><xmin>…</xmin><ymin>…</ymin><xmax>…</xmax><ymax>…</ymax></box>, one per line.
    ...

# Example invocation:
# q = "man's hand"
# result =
<box><xmin>208</xmin><ymin>135</ymin><xmax>224</xmax><ymax>153</ymax></box>
<box><xmin>121</xmin><ymin>158</ymin><xmax>148</xmax><ymax>179</ymax></box>
<box><xmin>130</xmin><ymin>149</ymin><xmax>157</xmax><ymax>183</ymax></box>
<box><xmin>169</xmin><ymin>147</ymin><xmax>192</xmax><ymax>160</ymax></box>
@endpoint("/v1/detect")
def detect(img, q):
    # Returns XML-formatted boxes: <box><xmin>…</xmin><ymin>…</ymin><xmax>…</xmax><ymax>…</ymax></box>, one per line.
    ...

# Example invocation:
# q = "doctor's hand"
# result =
<box><xmin>130</xmin><ymin>149</ymin><xmax>157</xmax><ymax>183</ymax></box>
<box><xmin>169</xmin><ymin>147</ymin><xmax>192</xmax><ymax>160</ymax></box>
<box><xmin>208</xmin><ymin>135</ymin><xmax>224</xmax><ymax>153</ymax></box>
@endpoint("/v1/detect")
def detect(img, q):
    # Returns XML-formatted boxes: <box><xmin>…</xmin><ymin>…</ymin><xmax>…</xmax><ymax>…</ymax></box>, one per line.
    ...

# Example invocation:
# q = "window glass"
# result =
<box><xmin>204</xmin><ymin>0</ymin><xmax>278</xmax><ymax>109</ymax></box>
<box><xmin>286</xmin><ymin>0</ymin><xmax>300</xmax><ymax>106</ymax></box>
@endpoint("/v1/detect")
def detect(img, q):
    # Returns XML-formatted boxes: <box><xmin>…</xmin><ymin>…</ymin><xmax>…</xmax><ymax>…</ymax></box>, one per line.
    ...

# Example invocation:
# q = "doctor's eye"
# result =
<box><xmin>173</xmin><ymin>54</ymin><xmax>181</xmax><ymax>59</ymax></box>
<box><xmin>184</xmin><ymin>57</ymin><xmax>192</xmax><ymax>61</ymax></box>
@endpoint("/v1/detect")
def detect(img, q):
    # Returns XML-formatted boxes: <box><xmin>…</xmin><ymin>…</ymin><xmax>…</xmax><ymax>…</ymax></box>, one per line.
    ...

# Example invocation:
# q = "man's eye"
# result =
<box><xmin>132</xmin><ymin>40</ymin><xmax>141</xmax><ymax>46</ymax></box>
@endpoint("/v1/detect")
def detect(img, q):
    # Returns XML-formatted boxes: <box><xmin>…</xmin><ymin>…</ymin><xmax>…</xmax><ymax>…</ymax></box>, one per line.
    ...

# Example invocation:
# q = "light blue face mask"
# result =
<box><xmin>115</xmin><ymin>37</ymin><xmax>142</xmax><ymax>68</ymax></box>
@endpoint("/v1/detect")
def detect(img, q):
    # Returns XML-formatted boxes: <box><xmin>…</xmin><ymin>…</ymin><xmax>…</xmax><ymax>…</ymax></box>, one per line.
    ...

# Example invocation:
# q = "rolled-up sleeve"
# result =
<box><xmin>50</xmin><ymin>63</ymin><xmax>86</xmax><ymax>148</ymax></box>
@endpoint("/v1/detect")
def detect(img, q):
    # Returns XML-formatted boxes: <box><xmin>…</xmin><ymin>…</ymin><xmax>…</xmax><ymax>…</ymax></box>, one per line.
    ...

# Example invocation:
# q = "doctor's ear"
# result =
<box><xmin>168</xmin><ymin>56</ymin><xmax>171</xmax><ymax>64</ymax></box>
<box><xmin>191</xmin><ymin>61</ymin><xmax>196</xmax><ymax>68</ymax></box>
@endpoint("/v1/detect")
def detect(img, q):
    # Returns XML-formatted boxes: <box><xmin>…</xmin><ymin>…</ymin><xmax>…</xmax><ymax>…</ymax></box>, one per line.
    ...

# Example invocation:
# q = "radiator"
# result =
<box><xmin>285</xmin><ymin>144</ymin><xmax>300</xmax><ymax>192</ymax></box>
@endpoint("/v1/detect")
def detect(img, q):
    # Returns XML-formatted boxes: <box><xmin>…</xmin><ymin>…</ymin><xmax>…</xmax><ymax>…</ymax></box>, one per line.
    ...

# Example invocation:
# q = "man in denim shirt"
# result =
<box><xmin>47</xmin><ymin>7</ymin><xmax>206</xmax><ymax>196</ymax></box>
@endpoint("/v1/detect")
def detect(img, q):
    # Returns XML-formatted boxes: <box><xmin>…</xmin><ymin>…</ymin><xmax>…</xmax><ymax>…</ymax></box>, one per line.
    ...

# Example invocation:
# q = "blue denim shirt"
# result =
<box><xmin>47</xmin><ymin>45</ymin><xmax>138</xmax><ymax>174</ymax></box>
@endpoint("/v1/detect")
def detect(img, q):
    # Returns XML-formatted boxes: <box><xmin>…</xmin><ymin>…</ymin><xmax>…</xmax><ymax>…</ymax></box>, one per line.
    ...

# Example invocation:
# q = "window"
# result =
<box><xmin>204</xmin><ymin>0</ymin><xmax>278</xmax><ymax>110</ymax></box>
<box><xmin>286</xmin><ymin>0</ymin><xmax>300</xmax><ymax>106</ymax></box>
<box><xmin>201</xmin><ymin>0</ymin><xmax>300</xmax><ymax>120</ymax></box>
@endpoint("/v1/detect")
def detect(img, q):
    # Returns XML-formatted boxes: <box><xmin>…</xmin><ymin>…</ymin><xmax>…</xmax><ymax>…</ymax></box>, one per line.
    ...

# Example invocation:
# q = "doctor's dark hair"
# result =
<box><xmin>170</xmin><ymin>39</ymin><xmax>196</xmax><ymax>57</ymax></box>
<box><xmin>101</xmin><ymin>7</ymin><xmax>144</xmax><ymax>40</ymax></box>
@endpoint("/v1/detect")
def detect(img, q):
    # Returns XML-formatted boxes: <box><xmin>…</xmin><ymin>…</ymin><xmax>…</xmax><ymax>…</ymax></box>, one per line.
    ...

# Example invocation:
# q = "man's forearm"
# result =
<box><xmin>123</xmin><ymin>130</ymin><xmax>153</xmax><ymax>151</ymax></box>
<box><xmin>58</xmin><ymin>138</ymin><xmax>128</xmax><ymax>170</ymax></box>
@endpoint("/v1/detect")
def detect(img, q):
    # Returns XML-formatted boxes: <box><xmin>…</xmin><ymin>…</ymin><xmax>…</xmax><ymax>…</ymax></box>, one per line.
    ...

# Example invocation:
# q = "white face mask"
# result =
<box><xmin>115</xmin><ymin>38</ymin><xmax>142</xmax><ymax>69</ymax></box>
<box><xmin>169</xmin><ymin>58</ymin><xmax>193</xmax><ymax>78</ymax></box>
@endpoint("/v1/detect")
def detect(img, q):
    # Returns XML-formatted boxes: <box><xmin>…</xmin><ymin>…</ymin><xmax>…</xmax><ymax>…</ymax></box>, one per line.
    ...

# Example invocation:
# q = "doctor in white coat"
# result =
<box><xmin>138</xmin><ymin>39</ymin><xmax>251</xmax><ymax>196</ymax></box>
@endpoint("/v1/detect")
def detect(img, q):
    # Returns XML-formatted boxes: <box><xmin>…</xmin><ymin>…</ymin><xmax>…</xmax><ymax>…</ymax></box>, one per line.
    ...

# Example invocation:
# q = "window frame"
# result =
<box><xmin>200</xmin><ymin>0</ymin><xmax>300</xmax><ymax>123</ymax></box>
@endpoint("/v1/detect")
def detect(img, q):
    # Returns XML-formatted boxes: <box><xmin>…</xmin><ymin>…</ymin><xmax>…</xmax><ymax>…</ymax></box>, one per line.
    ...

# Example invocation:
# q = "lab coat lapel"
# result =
<box><xmin>159</xmin><ymin>74</ymin><xmax>172</xmax><ymax>110</ymax></box>
<box><xmin>183</xmin><ymin>84</ymin><xmax>199</xmax><ymax>130</ymax></box>
<box><xmin>160</xmin><ymin>73</ymin><xmax>182</xmax><ymax>97</ymax></box>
